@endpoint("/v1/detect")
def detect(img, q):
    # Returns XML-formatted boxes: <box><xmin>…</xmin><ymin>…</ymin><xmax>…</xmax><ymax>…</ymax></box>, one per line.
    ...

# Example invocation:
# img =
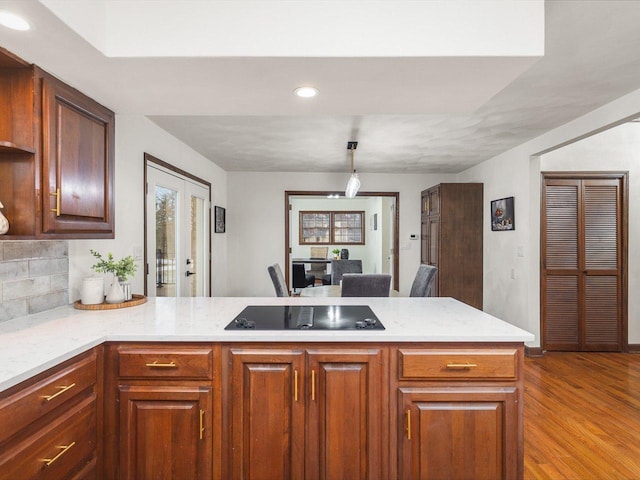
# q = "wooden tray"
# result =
<box><xmin>74</xmin><ymin>294</ymin><xmax>147</xmax><ymax>310</ymax></box>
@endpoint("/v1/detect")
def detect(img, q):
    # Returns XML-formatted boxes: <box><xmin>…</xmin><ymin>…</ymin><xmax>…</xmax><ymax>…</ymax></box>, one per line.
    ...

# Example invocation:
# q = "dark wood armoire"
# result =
<box><xmin>421</xmin><ymin>183</ymin><xmax>483</xmax><ymax>309</ymax></box>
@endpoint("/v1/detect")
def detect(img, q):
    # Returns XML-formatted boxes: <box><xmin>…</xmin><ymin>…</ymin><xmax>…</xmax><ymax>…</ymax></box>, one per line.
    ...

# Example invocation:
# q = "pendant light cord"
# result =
<box><xmin>350</xmin><ymin>144</ymin><xmax>356</xmax><ymax>173</ymax></box>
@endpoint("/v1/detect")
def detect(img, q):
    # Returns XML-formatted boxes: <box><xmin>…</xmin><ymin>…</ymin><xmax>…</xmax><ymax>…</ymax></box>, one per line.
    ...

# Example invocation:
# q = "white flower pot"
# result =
<box><xmin>81</xmin><ymin>277</ymin><xmax>105</xmax><ymax>305</ymax></box>
<box><xmin>105</xmin><ymin>276</ymin><xmax>125</xmax><ymax>304</ymax></box>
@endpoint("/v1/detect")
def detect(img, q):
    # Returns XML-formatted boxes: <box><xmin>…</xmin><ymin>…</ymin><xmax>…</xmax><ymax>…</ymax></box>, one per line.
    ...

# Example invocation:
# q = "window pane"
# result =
<box><xmin>333</xmin><ymin>212</ymin><xmax>364</xmax><ymax>244</ymax></box>
<box><xmin>155</xmin><ymin>186</ymin><xmax>177</xmax><ymax>297</ymax></box>
<box><xmin>189</xmin><ymin>194</ymin><xmax>205</xmax><ymax>296</ymax></box>
<box><xmin>300</xmin><ymin>212</ymin><xmax>331</xmax><ymax>244</ymax></box>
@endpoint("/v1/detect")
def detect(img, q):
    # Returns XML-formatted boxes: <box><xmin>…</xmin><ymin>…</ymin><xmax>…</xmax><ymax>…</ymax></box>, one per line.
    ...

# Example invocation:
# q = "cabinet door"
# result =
<box><xmin>229</xmin><ymin>349</ymin><xmax>305</xmax><ymax>480</ymax></box>
<box><xmin>427</xmin><ymin>187</ymin><xmax>440</xmax><ymax>215</ymax></box>
<box><xmin>420</xmin><ymin>221</ymin><xmax>428</xmax><ymax>264</ymax></box>
<box><xmin>542</xmin><ymin>176</ymin><xmax>624</xmax><ymax>351</ymax></box>
<box><xmin>41</xmin><ymin>75</ymin><xmax>114</xmax><ymax>237</ymax></box>
<box><xmin>306</xmin><ymin>349</ymin><xmax>385</xmax><ymax>480</ymax></box>
<box><xmin>425</xmin><ymin>216</ymin><xmax>440</xmax><ymax>296</ymax></box>
<box><xmin>398</xmin><ymin>387</ymin><xmax>519</xmax><ymax>480</ymax></box>
<box><xmin>118</xmin><ymin>384</ymin><xmax>212</xmax><ymax>480</ymax></box>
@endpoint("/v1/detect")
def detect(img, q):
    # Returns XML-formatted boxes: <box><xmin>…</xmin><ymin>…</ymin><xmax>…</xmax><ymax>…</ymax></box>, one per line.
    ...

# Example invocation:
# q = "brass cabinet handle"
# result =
<box><xmin>446</xmin><ymin>363</ymin><xmax>478</xmax><ymax>370</ymax></box>
<box><xmin>42</xmin><ymin>441</ymin><xmax>75</xmax><ymax>466</ymax></box>
<box><xmin>199</xmin><ymin>409</ymin><xmax>205</xmax><ymax>440</ymax></box>
<box><xmin>311</xmin><ymin>370</ymin><xmax>316</xmax><ymax>401</ymax></box>
<box><xmin>145</xmin><ymin>360</ymin><xmax>177</xmax><ymax>368</ymax></box>
<box><xmin>406</xmin><ymin>409</ymin><xmax>411</xmax><ymax>440</ymax></box>
<box><xmin>43</xmin><ymin>383</ymin><xmax>76</xmax><ymax>402</ymax></box>
<box><xmin>294</xmin><ymin>370</ymin><xmax>298</xmax><ymax>401</ymax></box>
<box><xmin>50</xmin><ymin>188</ymin><xmax>60</xmax><ymax>216</ymax></box>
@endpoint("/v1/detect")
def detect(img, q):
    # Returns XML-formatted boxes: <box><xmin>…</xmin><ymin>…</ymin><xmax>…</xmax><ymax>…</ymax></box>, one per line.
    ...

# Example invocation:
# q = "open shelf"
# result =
<box><xmin>0</xmin><ymin>141</ymin><xmax>35</xmax><ymax>154</ymax></box>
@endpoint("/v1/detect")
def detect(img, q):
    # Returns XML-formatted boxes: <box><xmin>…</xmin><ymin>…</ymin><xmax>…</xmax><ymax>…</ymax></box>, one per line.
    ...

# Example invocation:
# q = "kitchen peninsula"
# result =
<box><xmin>0</xmin><ymin>297</ymin><xmax>533</xmax><ymax>480</ymax></box>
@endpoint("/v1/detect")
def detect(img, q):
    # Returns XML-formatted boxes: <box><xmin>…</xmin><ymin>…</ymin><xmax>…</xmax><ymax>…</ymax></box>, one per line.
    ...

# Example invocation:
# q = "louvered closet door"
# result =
<box><xmin>542</xmin><ymin>176</ymin><xmax>623</xmax><ymax>351</ymax></box>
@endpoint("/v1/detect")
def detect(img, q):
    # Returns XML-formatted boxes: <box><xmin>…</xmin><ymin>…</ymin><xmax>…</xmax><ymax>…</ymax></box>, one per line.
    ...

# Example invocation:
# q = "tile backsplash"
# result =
<box><xmin>0</xmin><ymin>241</ymin><xmax>69</xmax><ymax>323</ymax></box>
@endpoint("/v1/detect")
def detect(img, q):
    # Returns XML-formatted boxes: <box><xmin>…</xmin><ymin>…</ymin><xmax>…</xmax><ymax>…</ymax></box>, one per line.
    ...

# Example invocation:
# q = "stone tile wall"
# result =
<box><xmin>0</xmin><ymin>241</ymin><xmax>69</xmax><ymax>323</ymax></box>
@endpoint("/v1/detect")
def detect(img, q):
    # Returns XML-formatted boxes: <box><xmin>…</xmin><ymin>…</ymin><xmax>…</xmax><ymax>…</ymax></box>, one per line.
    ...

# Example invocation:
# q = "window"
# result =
<box><xmin>299</xmin><ymin>211</ymin><xmax>365</xmax><ymax>245</ymax></box>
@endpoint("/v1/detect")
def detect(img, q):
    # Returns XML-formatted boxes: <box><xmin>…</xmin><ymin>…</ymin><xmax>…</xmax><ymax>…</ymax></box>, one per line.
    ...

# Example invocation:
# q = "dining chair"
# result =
<box><xmin>307</xmin><ymin>246</ymin><xmax>329</xmax><ymax>282</ymax></box>
<box><xmin>409</xmin><ymin>264</ymin><xmax>438</xmax><ymax>297</ymax></box>
<box><xmin>292</xmin><ymin>263</ymin><xmax>315</xmax><ymax>293</ymax></box>
<box><xmin>341</xmin><ymin>273</ymin><xmax>391</xmax><ymax>297</ymax></box>
<box><xmin>267</xmin><ymin>263</ymin><xmax>289</xmax><ymax>297</ymax></box>
<box><xmin>329</xmin><ymin>259</ymin><xmax>363</xmax><ymax>285</ymax></box>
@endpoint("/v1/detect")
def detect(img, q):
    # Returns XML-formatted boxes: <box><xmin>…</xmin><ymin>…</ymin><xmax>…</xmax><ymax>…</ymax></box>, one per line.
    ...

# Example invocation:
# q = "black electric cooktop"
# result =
<box><xmin>224</xmin><ymin>305</ymin><xmax>384</xmax><ymax>330</ymax></box>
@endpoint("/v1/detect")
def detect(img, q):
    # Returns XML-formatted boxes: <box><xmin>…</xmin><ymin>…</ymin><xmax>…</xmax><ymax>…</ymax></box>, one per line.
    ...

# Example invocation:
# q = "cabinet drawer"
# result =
<box><xmin>68</xmin><ymin>456</ymin><xmax>97</xmax><ymax>480</ymax></box>
<box><xmin>0</xmin><ymin>351</ymin><xmax>97</xmax><ymax>444</ymax></box>
<box><xmin>398</xmin><ymin>349</ymin><xmax>517</xmax><ymax>380</ymax></box>
<box><xmin>0</xmin><ymin>396</ymin><xmax>96</xmax><ymax>480</ymax></box>
<box><xmin>118</xmin><ymin>346</ymin><xmax>213</xmax><ymax>379</ymax></box>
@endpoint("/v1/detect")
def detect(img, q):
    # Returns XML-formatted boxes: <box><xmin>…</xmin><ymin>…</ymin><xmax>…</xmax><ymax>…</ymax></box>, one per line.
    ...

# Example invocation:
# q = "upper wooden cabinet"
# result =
<box><xmin>41</xmin><ymin>73</ymin><xmax>115</xmax><ymax>236</ymax></box>
<box><xmin>420</xmin><ymin>183</ymin><xmax>483</xmax><ymax>309</ymax></box>
<box><xmin>0</xmin><ymin>48</ymin><xmax>115</xmax><ymax>239</ymax></box>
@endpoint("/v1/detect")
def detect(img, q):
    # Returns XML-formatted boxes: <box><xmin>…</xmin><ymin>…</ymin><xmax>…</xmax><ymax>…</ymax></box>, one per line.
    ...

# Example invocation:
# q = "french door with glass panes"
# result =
<box><xmin>146</xmin><ymin>164</ymin><xmax>210</xmax><ymax>297</ymax></box>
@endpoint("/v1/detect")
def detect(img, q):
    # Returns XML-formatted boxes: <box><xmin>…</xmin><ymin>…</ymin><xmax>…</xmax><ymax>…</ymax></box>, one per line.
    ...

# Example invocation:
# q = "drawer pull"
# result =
<box><xmin>43</xmin><ymin>383</ymin><xmax>76</xmax><ymax>402</ymax></box>
<box><xmin>42</xmin><ymin>441</ymin><xmax>75</xmax><ymax>466</ymax></box>
<box><xmin>145</xmin><ymin>360</ymin><xmax>177</xmax><ymax>368</ymax></box>
<box><xmin>446</xmin><ymin>363</ymin><xmax>478</xmax><ymax>370</ymax></box>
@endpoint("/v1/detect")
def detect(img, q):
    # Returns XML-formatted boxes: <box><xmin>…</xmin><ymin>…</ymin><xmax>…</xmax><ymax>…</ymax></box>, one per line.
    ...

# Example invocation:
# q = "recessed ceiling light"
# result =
<box><xmin>0</xmin><ymin>11</ymin><xmax>30</xmax><ymax>31</ymax></box>
<box><xmin>294</xmin><ymin>86</ymin><xmax>319</xmax><ymax>98</ymax></box>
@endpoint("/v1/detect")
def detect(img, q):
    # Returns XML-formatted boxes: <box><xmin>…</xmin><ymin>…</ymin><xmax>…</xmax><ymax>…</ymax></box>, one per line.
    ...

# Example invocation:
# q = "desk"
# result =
<box><xmin>292</xmin><ymin>258</ymin><xmax>332</xmax><ymax>264</ymax></box>
<box><xmin>300</xmin><ymin>285</ymin><xmax>400</xmax><ymax>297</ymax></box>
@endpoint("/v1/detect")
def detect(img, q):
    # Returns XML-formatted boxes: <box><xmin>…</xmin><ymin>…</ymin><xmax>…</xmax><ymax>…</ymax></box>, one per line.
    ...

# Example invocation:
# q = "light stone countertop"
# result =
<box><xmin>0</xmin><ymin>296</ymin><xmax>534</xmax><ymax>392</ymax></box>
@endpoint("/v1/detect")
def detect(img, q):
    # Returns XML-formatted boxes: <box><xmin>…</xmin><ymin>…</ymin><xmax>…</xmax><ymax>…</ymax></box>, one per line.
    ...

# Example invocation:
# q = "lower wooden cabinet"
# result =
<box><xmin>397</xmin><ymin>386</ymin><xmax>519</xmax><ymax>480</ymax></box>
<box><xmin>225</xmin><ymin>346</ymin><xmax>386</xmax><ymax>480</ymax></box>
<box><xmin>0</xmin><ymin>348</ymin><xmax>100</xmax><ymax>480</ymax></box>
<box><xmin>227</xmin><ymin>349</ymin><xmax>305</xmax><ymax>479</ymax></box>
<box><xmin>305</xmin><ymin>349</ymin><xmax>385</xmax><ymax>480</ymax></box>
<box><xmin>393</xmin><ymin>346</ymin><xmax>524</xmax><ymax>480</ymax></box>
<box><xmin>118</xmin><ymin>384</ymin><xmax>213</xmax><ymax>480</ymax></box>
<box><xmin>94</xmin><ymin>341</ymin><xmax>524</xmax><ymax>479</ymax></box>
<box><xmin>104</xmin><ymin>343</ymin><xmax>214</xmax><ymax>480</ymax></box>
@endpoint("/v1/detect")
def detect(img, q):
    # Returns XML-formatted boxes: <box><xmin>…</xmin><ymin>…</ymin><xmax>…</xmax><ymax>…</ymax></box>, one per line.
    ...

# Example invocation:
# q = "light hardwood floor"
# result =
<box><xmin>524</xmin><ymin>352</ymin><xmax>640</xmax><ymax>479</ymax></box>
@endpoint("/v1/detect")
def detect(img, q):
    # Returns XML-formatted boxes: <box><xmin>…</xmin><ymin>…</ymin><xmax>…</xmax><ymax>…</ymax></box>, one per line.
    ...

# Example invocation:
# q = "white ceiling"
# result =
<box><xmin>1</xmin><ymin>1</ymin><xmax>640</xmax><ymax>173</ymax></box>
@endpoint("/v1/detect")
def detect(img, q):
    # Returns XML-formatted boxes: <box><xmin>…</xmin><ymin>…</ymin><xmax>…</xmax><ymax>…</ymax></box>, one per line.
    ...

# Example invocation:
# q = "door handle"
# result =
<box><xmin>185</xmin><ymin>271</ymin><xmax>196</xmax><ymax>277</ymax></box>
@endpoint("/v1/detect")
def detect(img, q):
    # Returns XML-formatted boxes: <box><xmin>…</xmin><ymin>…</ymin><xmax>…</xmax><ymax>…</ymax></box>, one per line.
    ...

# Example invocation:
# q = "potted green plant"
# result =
<box><xmin>332</xmin><ymin>248</ymin><xmax>340</xmax><ymax>259</ymax></box>
<box><xmin>90</xmin><ymin>249</ymin><xmax>137</xmax><ymax>303</ymax></box>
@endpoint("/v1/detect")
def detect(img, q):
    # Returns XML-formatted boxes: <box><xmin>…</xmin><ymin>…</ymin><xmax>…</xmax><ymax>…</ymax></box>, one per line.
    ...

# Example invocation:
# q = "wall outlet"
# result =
<box><xmin>133</xmin><ymin>245</ymin><xmax>143</xmax><ymax>260</ymax></box>
<box><xmin>517</xmin><ymin>246</ymin><xmax>524</xmax><ymax>257</ymax></box>
<box><xmin>511</xmin><ymin>268</ymin><xmax>516</xmax><ymax>279</ymax></box>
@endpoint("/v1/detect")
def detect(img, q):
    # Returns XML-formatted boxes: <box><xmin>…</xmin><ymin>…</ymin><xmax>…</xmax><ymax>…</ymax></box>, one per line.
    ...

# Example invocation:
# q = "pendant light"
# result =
<box><xmin>345</xmin><ymin>141</ymin><xmax>360</xmax><ymax>198</ymax></box>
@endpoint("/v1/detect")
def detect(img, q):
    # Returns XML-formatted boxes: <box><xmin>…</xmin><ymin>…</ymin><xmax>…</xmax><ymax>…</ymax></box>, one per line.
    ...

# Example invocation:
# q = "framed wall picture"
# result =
<box><xmin>491</xmin><ymin>196</ymin><xmax>515</xmax><ymax>231</ymax></box>
<box><xmin>214</xmin><ymin>206</ymin><xmax>226</xmax><ymax>233</ymax></box>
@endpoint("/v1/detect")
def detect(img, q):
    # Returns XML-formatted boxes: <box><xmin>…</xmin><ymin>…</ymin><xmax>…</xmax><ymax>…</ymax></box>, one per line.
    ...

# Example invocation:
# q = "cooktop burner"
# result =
<box><xmin>224</xmin><ymin>305</ymin><xmax>384</xmax><ymax>330</ymax></box>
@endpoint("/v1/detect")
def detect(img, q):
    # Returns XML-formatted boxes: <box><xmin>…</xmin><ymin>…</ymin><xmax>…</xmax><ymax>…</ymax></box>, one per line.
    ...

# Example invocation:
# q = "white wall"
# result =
<box><xmin>68</xmin><ymin>115</ymin><xmax>228</xmax><ymax>301</ymax></box>
<box><xmin>366</xmin><ymin>196</ymin><xmax>384</xmax><ymax>274</ymax></box>
<box><xmin>459</xmin><ymin>86</ymin><xmax>640</xmax><ymax>347</ymax></box>
<box><xmin>226</xmin><ymin>171</ymin><xmax>455</xmax><ymax>296</ymax></box>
